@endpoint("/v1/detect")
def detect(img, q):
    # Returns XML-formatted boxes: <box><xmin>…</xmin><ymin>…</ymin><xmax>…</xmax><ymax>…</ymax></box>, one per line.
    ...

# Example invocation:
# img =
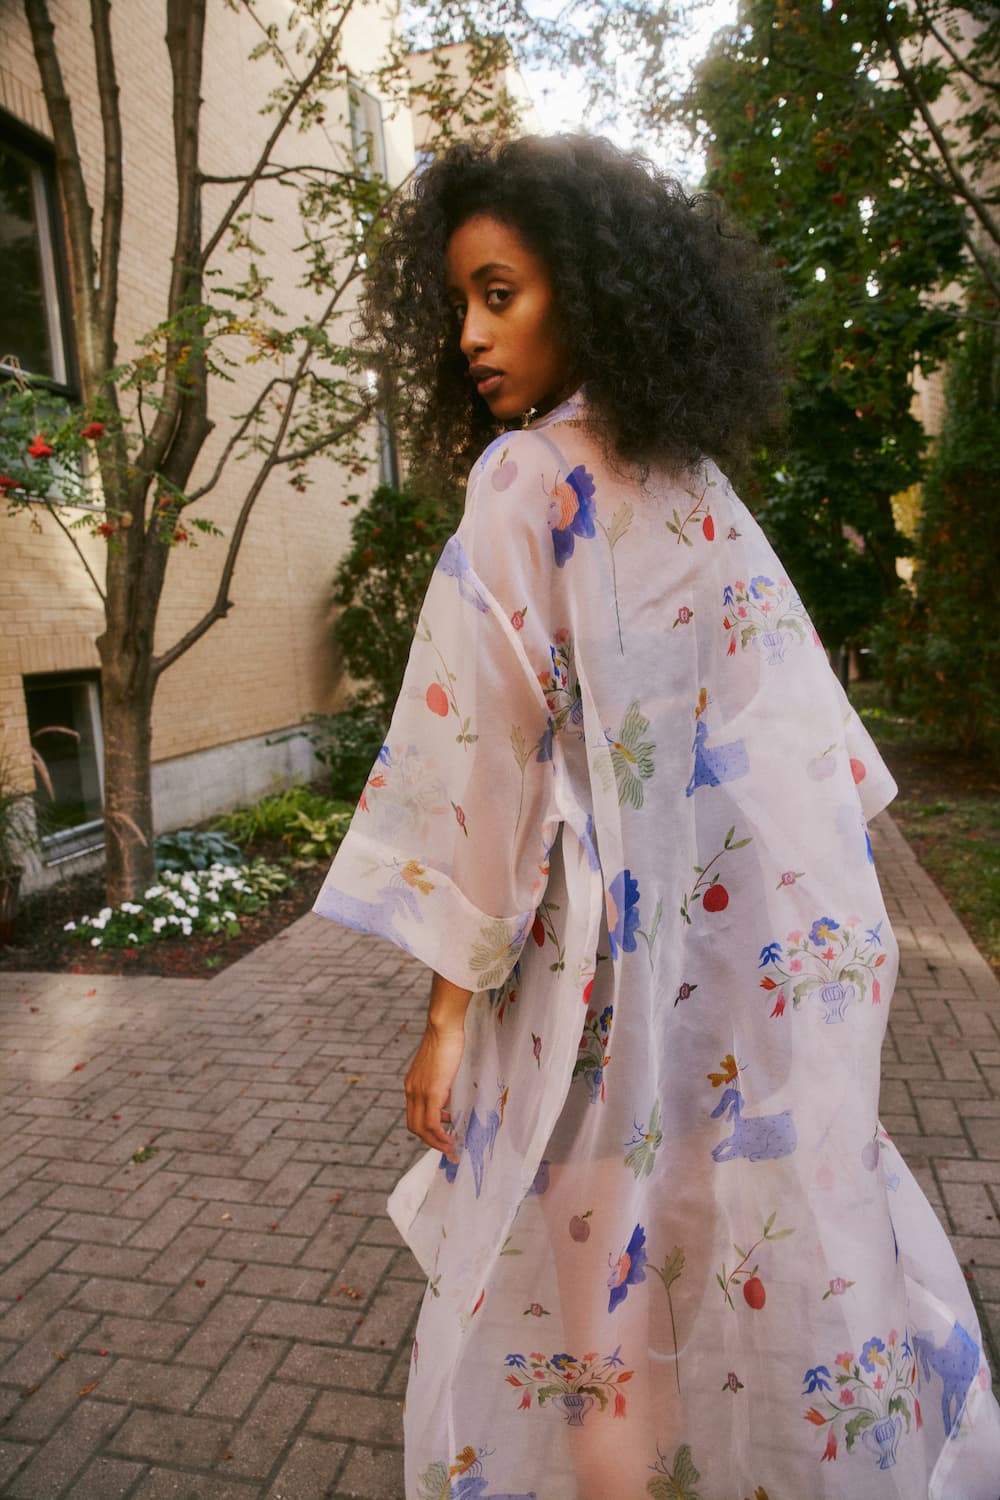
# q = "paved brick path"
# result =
<box><xmin>0</xmin><ymin>810</ymin><xmax>996</xmax><ymax>1499</ymax></box>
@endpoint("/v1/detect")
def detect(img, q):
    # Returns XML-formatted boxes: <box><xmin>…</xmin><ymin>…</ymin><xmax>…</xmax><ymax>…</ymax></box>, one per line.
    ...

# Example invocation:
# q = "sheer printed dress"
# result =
<box><xmin>313</xmin><ymin>390</ymin><xmax>1000</xmax><ymax>1500</ymax></box>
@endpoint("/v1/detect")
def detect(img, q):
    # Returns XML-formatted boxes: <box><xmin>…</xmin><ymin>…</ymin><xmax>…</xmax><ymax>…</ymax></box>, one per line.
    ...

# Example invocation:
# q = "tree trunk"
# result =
<box><xmin>98</xmin><ymin>628</ymin><xmax>157</xmax><ymax>905</ymax></box>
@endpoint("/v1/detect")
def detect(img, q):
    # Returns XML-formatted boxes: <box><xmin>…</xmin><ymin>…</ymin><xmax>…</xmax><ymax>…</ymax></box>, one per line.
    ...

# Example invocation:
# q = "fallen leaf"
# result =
<box><xmin>72</xmin><ymin>1062</ymin><xmax>87</xmax><ymax>1072</ymax></box>
<box><xmin>54</xmin><ymin>1351</ymin><xmax>67</xmax><ymax>1361</ymax></box>
<box><xmin>195</xmin><ymin>1279</ymin><xmax>206</xmax><ymax>1288</ymax></box>
<box><xmin>220</xmin><ymin>1213</ymin><xmax>232</xmax><ymax>1221</ymax></box>
<box><xmin>84</xmin><ymin>989</ymin><xmax>96</xmax><ymax>997</ymax></box>
<box><xmin>131</xmin><ymin>1146</ymin><xmax>158</xmax><ymax>1165</ymax></box>
<box><xmin>344</xmin><ymin>1075</ymin><xmax>366</xmax><ymax>1084</ymax></box>
<box><xmin>20</xmin><ymin>1384</ymin><xmax>39</xmax><ymax>1398</ymax></box>
<box><xmin>78</xmin><ymin>1381</ymin><xmax>99</xmax><ymax>1396</ymax></box>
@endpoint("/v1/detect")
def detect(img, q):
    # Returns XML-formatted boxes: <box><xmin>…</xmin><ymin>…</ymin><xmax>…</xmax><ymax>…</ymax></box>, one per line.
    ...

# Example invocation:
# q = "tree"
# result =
<box><xmin>670</xmin><ymin>0</ymin><xmax>988</xmax><ymax>656</ymax></box>
<box><xmin>2</xmin><ymin>0</ymin><xmax>689</xmax><ymax>904</ymax></box>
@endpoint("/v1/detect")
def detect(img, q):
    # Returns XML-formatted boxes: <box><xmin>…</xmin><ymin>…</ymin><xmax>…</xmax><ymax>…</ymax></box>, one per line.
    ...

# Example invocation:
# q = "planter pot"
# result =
<box><xmin>0</xmin><ymin>867</ymin><xmax>23</xmax><ymax>949</ymax></box>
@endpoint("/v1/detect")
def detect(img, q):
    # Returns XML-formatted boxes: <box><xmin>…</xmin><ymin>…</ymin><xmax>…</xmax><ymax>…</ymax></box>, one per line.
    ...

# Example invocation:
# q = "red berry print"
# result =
<box><xmin>425</xmin><ymin>683</ymin><xmax>448</xmax><ymax>717</ymax></box>
<box><xmin>702</xmin><ymin>514</ymin><xmax>715</xmax><ymax>541</ymax></box>
<box><xmin>850</xmin><ymin>757</ymin><xmax>866</xmax><ymax>784</ymax></box>
<box><xmin>702</xmin><ymin>883</ymin><xmax>729</xmax><ymax>914</ymax></box>
<box><xmin>743</xmin><ymin>1276</ymin><xmax>766</xmax><ymax>1310</ymax></box>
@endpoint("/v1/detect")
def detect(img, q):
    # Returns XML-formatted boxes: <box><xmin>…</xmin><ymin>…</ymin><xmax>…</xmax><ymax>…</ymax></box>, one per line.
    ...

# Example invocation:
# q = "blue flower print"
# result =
<box><xmin>580</xmin><ymin>814</ymin><xmax>601</xmax><ymax>871</ymax></box>
<box><xmin>749</xmin><ymin>575</ymin><xmax>775</xmax><ymax>600</ymax></box>
<box><xmin>551</xmin><ymin>1353</ymin><xmax>578</xmax><ymax>1373</ymax></box>
<box><xmin>607</xmin><ymin>870</ymin><xmax>641</xmax><ymax>960</ymax></box>
<box><xmin>599</xmin><ymin>1004</ymin><xmax>613</xmax><ymax>1032</ymax></box>
<box><xmin>608</xmin><ymin>1223</ymin><xmax>647</xmax><ymax>1313</ymax></box>
<box><xmin>809</xmin><ymin>916</ymin><xmax>840</xmax><ymax>947</ymax></box>
<box><xmin>547</xmin><ymin>465</ymin><xmax>596</xmax><ymax>567</ymax></box>
<box><xmin>505</xmin><ymin>1353</ymin><xmax>527</xmax><ymax>1370</ymax></box>
<box><xmin>758</xmin><ymin>941</ymin><xmax>783</xmax><ymax>967</ymax></box>
<box><xmin>438</xmin><ymin>1152</ymin><xmax>459</xmax><ymax>1184</ymax></box>
<box><xmin>866</xmin><ymin>920</ymin><xmax>884</xmax><ymax>948</ymax></box>
<box><xmin>860</xmin><ymin>1336</ymin><xmax>886</xmax><ymax>1371</ymax></box>
<box><xmin>377</xmin><ymin>744</ymin><xmax>390</xmax><ymax>765</ymax></box>
<box><xmin>802</xmin><ymin>1365</ymin><xmax>832</xmax><ymax>1394</ymax></box>
<box><xmin>722</xmin><ymin>584</ymin><xmax>735</xmax><ymax>607</ymax></box>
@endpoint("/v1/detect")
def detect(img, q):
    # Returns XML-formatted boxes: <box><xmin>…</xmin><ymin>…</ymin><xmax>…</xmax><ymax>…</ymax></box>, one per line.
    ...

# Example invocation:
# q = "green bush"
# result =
<box><xmin>154</xmin><ymin>829</ymin><xmax>244</xmax><ymax>873</ymax></box>
<box><xmin>211</xmin><ymin>785</ymin><xmax>354</xmax><ymax>857</ymax></box>
<box><xmin>303</xmin><ymin>704</ymin><xmax>387</xmax><ymax>803</ymax></box>
<box><xmin>331</xmin><ymin>480</ymin><xmax>463</xmax><ymax>722</ymax></box>
<box><xmin>876</xmin><ymin>299</ymin><xmax>1000</xmax><ymax>759</ymax></box>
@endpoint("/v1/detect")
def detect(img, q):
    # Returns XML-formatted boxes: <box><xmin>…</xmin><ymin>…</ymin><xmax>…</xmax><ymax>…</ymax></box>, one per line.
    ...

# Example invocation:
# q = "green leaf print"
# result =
<box><xmin>609</xmin><ymin>700</ymin><xmax>656</xmax><ymax>809</ymax></box>
<box><xmin>470</xmin><ymin>918</ymin><xmax>519</xmax><ymax>989</ymax></box>
<box><xmin>416</xmin><ymin>1460</ymin><xmax>450</xmax><ymax>1500</ymax></box>
<box><xmin>844</xmin><ymin>1408</ymin><xmax>877</xmax><ymax>1452</ymax></box>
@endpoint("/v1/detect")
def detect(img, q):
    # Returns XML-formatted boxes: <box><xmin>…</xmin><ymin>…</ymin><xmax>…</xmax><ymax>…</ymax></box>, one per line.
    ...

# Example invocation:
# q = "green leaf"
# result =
<box><xmin>844</xmin><ymin>1408</ymin><xmax>876</xmax><ymax>1452</ymax></box>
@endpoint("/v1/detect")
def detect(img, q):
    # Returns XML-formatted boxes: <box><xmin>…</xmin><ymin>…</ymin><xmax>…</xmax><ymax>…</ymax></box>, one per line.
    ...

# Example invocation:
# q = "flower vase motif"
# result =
<box><xmin>554</xmin><ymin>1392</ymin><xmax>594</xmax><ymax>1426</ymax></box>
<box><xmin>861</xmin><ymin>1413</ymin><xmax>903</xmax><ymax>1470</ymax></box>
<box><xmin>756</xmin><ymin>628</ymin><xmax>788</xmax><ymax>666</ymax></box>
<box><xmin>819</xmin><ymin>978</ymin><xmax>855</xmax><ymax>1023</ymax></box>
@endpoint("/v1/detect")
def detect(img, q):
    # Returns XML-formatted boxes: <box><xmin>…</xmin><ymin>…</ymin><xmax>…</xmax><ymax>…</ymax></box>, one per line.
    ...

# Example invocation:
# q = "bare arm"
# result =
<box><xmin>404</xmin><ymin>972</ymin><xmax>474</xmax><ymax>1160</ymax></box>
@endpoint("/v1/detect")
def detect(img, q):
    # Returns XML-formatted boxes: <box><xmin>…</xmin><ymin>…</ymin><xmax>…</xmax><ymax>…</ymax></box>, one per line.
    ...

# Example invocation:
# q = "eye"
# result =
<box><xmin>486</xmin><ymin>286</ymin><xmax>513</xmax><ymax>309</ymax></box>
<box><xmin>450</xmin><ymin>302</ymin><xmax>466</xmax><ymax>324</ymax></box>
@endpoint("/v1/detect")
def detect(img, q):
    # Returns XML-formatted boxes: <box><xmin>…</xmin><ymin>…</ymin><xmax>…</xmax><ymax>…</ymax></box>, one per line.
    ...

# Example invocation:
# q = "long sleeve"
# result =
<box><xmin>312</xmin><ymin>428</ymin><xmax>570</xmax><ymax>992</ymax></box>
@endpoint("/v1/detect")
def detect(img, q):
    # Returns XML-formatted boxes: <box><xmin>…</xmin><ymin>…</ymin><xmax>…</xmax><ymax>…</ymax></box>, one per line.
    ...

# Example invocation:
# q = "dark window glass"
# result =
<box><xmin>24</xmin><ymin>674</ymin><xmax>103</xmax><ymax>836</ymax></box>
<box><xmin>0</xmin><ymin>131</ymin><xmax>67</xmax><ymax>385</ymax></box>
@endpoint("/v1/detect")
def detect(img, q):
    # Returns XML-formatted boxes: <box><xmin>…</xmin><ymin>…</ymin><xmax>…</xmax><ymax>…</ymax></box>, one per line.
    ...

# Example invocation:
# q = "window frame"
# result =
<box><xmin>0</xmin><ymin>110</ymin><xmax>78</xmax><ymax>399</ymax></box>
<box><xmin>23</xmin><ymin>669</ymin><xmax>105</xmax><ymax>864</ymax></box>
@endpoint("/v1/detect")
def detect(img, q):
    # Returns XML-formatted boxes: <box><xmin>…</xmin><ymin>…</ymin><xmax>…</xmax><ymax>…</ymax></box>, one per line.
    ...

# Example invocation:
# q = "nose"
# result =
<box><xmin>459</xmin><ymin>306</ymin><xmax>491</xmax><ymax>361</ymax></box>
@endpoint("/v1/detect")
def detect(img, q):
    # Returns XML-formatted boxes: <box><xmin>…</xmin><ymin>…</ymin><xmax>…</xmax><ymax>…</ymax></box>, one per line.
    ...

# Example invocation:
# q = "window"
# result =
<box><xmin>0</xmin><ymin>115</ymin><xmax>73</xmax><ymax>391</ymax></box>
<box><xmin>24</xmin><ymin>672</ymin><xmax>104</xmax><ymax>858</ymax></box>
<box><xmin>348</xmin><ymin>82</ymin><xmax>388</xmax><ymax>180</ymax></box>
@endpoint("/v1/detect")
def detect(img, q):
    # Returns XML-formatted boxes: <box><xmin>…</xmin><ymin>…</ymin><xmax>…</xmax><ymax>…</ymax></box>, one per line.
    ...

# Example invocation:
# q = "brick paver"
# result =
<box><xmin>0</xmin><ymin>809</ymin><xmax>996</xmax><ymax>1497</ymax></box>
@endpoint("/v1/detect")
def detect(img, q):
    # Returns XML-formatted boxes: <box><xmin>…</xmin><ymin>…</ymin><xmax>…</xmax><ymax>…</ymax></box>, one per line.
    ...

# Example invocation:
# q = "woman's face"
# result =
<box><xmin>445</xmin><ymin>214</ymin><xmax>578</xmax><ymax>421</ymax></box>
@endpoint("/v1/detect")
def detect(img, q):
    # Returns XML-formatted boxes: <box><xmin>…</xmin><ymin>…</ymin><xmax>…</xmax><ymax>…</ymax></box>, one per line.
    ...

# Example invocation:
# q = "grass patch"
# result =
<box><xmin>891</xmin><ymin>797</ymin><xmax>1000</xmax><ymax>971</ymax></box>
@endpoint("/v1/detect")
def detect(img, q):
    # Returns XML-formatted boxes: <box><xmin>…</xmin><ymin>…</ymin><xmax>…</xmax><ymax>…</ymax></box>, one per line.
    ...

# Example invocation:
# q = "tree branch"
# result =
<box><xmin>895</xmin><ymin>135</ymin><xmax>1000</xmax><ymax>300</ymax></box>
<box><xmin>23</xmin><ymin>0</ymin><xmax>102</xmax><ymax>399</ymax></box>
<box><xmin>37</xmin><ymin>498</ymin><xmax>107</xmax><ymax>604</ymax></box>
<box><xmin>200</xmin><ymin>1</ymin><xmax>357</xmax><ymax>268</ymax></box>
<box><xmin>911</xmin><ymin>0</ymin><xmax>999</xmax><ymax>97</ymax></box>
<box><xmin>880</xmin><ymin>10</ymin><xmax>1000</xmax><ymax>254</ymax></box>
<box><xmin>152</xmin><ymin>272</ymin><xmax>365</xmax><ymax>679</ymax></box>
<box><xmin>89</xmin><ymin>0</ymin><xmax>122</xmax><ymax>370</ymax></box>
<box><xmin>184</xmin><ymin>375</ymin><xmax>290</xmax><ymax>504</ymax></box>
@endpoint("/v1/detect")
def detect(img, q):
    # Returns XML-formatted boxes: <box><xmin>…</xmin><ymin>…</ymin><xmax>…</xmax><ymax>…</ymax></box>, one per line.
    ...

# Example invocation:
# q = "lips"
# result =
<box><xmin>469</xmin><ymin>365</ymin><xmax>504</xmax><ymax>396</ymax></box>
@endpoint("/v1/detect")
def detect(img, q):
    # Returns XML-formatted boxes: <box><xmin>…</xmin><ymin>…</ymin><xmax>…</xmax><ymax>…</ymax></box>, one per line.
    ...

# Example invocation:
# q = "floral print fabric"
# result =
<box><xmin>313</xmin><ymin>391</ymin><xmax>1000</xmax><ymax>1498</ymax></box>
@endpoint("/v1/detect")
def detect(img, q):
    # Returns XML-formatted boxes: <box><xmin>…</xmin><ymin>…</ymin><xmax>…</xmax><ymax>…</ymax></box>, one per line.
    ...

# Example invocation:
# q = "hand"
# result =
<box><xmin>404</xmin><ymin>1019</ymin><xmax>466</xmax><ymax>1159</ymax></box>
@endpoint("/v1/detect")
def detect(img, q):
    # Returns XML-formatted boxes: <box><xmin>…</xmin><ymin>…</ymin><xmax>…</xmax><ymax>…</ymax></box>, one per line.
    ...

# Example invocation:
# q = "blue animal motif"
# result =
<box><xmin>438</xmin><ymin>1152</ymin><xmax>459</xmax><ymax>1184</ymax></box>
<box><xmin>607</xmin><ymin>1222</ymin><xmax>647</xmax><ymax>1312</ymax></box>
<box><xmin>319</xmin><ymin>883</ymin><xmax>419</xmax><ymax>953</ymax></box>
<box><xmin>436</xmin><ymin>536</ymin><xmax>491</xmax><ymax>613</ymax></box>
<box><xmin>465</xmin><ymin>1082</ymin><xmax>508</xmax><ymax>1198</ymax></box>
<box><xmin>452</xmin><ymin>1480</ymin><xmax>536</xmax><ymax>1500</ymax></box>
<box><xmin>685</xmin><ymin>718</ymin><xmax>749</xmax><ymax>797</ymax></box>
<box><xmin>913</xmin><ymin>1323</ymin><xmax>980</xmax><ymax>1437</ymax></box>
<box><xmin>710</xmin><ymin>1086</ymin><xmax>797</xmax><ymax>1163</ymax></box>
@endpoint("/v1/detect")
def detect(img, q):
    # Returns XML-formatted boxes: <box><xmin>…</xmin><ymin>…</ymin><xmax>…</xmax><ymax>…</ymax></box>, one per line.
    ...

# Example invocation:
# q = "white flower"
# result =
<box><xmin>127</xmin><ymin>933</ymin><xmax>138</xmax><ymax>942</ymax></box>
<box><xmin>98</xmin><ymin>907</ymin><xmax>112</xmax><ymax>921</ymax></box>
<box><xmin>90</xmin><ymin>937</ymin><xmax>101</xmax><ymax>948</ymax></box>
<box><xmin>206</xmin><ymin>891</ymin><xmax>220</xmax><ymax>903</ymax></box>
<box><xmin>63</xmin><ymin>920</ymin><xmax>77</xmax><ymax>931</ymax></box>
<box><xmin>186</xmin><ymin>905</ymin><xmax>199</xmax><ymax>918</ymax></box>
<box><xmin>223</xmin><ymin>911</ymin><xmax>237</xmax><ymax>921</ymax></box>
<box><xmin>152</xmin><ymin>917</ymin><xmax>166</xmax><ymax>933</ymax></box>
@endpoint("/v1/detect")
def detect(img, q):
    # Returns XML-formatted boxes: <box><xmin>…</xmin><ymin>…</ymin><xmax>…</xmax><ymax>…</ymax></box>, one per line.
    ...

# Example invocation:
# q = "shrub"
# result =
<box><xmin>303</xmin><ymin>705</ymin><xmax>387</xmax><ymax>803</ymax></box>
<box><xmin>331</xmin><ymin>480</ymin><xmax>462</xmax><ymax>722</ymax></box>
<box><xmin>876</xmin><ymin>300</ymin><xmax>1000</xmax><ymax>759</ymax></box>
<box><xmin>211</xmin><ymin>785</ymin><xmax>339</xmax><ymax>847</ymax></box>
<box><xmin>64</xmin><ymin>861</ymin><xmax>292</xmax><ymax>950</ymax></box>
<box><xmin>154</xmin><ymin>829</ymin><xmax>244</xmax><ymax>872</ymax></box>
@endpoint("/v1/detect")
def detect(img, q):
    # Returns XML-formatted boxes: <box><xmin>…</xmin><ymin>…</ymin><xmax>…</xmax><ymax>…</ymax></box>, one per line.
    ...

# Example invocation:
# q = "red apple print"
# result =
<box><xmin>850</xmin><ymin>757</ymin><xmax>866</xmax><ymax>784</ymax></box>
<box><xmin>702</xmin><ymin>514</ymin><xmax>715</xmax><ymax>541</ymax></box>
<box><xmin>491</xmin><ymin>455</ymin><xmax>518</xmax><ymax>491</ymax></box>
<box><xmin>425</xmin><ymin>683</ymin><xmax>448</xmax><ymax>716</ymax></box>
<box><xmin>743</xmin><ymin>1276</ymin><xmax>766</xmax><ymax>1310</ymax></box>
<box><xmin>532</xmin><ymin>914</ymin><xmax>545</xmax><ymax>946</ymax></box>
<box><xmin>703</xmin><ymin>883</ymin><xmax>729</xmax><ymax>913</ymax></box>
<box><xmin>569</xmin><ymin>1212</ymin><xmax>592</xmax><ymax>1242</ymax></box>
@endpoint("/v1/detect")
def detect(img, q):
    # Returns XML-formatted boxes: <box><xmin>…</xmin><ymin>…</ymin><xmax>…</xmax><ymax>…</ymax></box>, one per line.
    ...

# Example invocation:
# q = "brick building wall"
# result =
<box><xmin>0</xmin><ymin>0</ymin><xmax>415</xmax><ymax>888</ymax></box>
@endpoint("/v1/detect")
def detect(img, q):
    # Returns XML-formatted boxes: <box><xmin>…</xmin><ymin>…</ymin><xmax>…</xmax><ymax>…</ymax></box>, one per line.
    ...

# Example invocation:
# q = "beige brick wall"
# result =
<box><xmin>1</xmin><ymin>1</ymin><xmax>414</xmax><ymax>805</ymax></box>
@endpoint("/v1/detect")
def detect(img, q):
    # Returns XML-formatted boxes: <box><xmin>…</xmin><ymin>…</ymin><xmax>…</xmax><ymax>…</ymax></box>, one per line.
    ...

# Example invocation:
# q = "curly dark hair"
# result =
<box><xmin>362</xmin><ymin>134</ymin><xmax>784</xmax><ymax>480</ymax></box>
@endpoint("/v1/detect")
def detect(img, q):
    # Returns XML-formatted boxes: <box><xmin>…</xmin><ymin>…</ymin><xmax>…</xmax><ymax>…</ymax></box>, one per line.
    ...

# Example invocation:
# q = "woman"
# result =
<box><xmin>314</xmin><ymin>136</ymin><xmax>1000</xmax><ymax>1498</ymax></box>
